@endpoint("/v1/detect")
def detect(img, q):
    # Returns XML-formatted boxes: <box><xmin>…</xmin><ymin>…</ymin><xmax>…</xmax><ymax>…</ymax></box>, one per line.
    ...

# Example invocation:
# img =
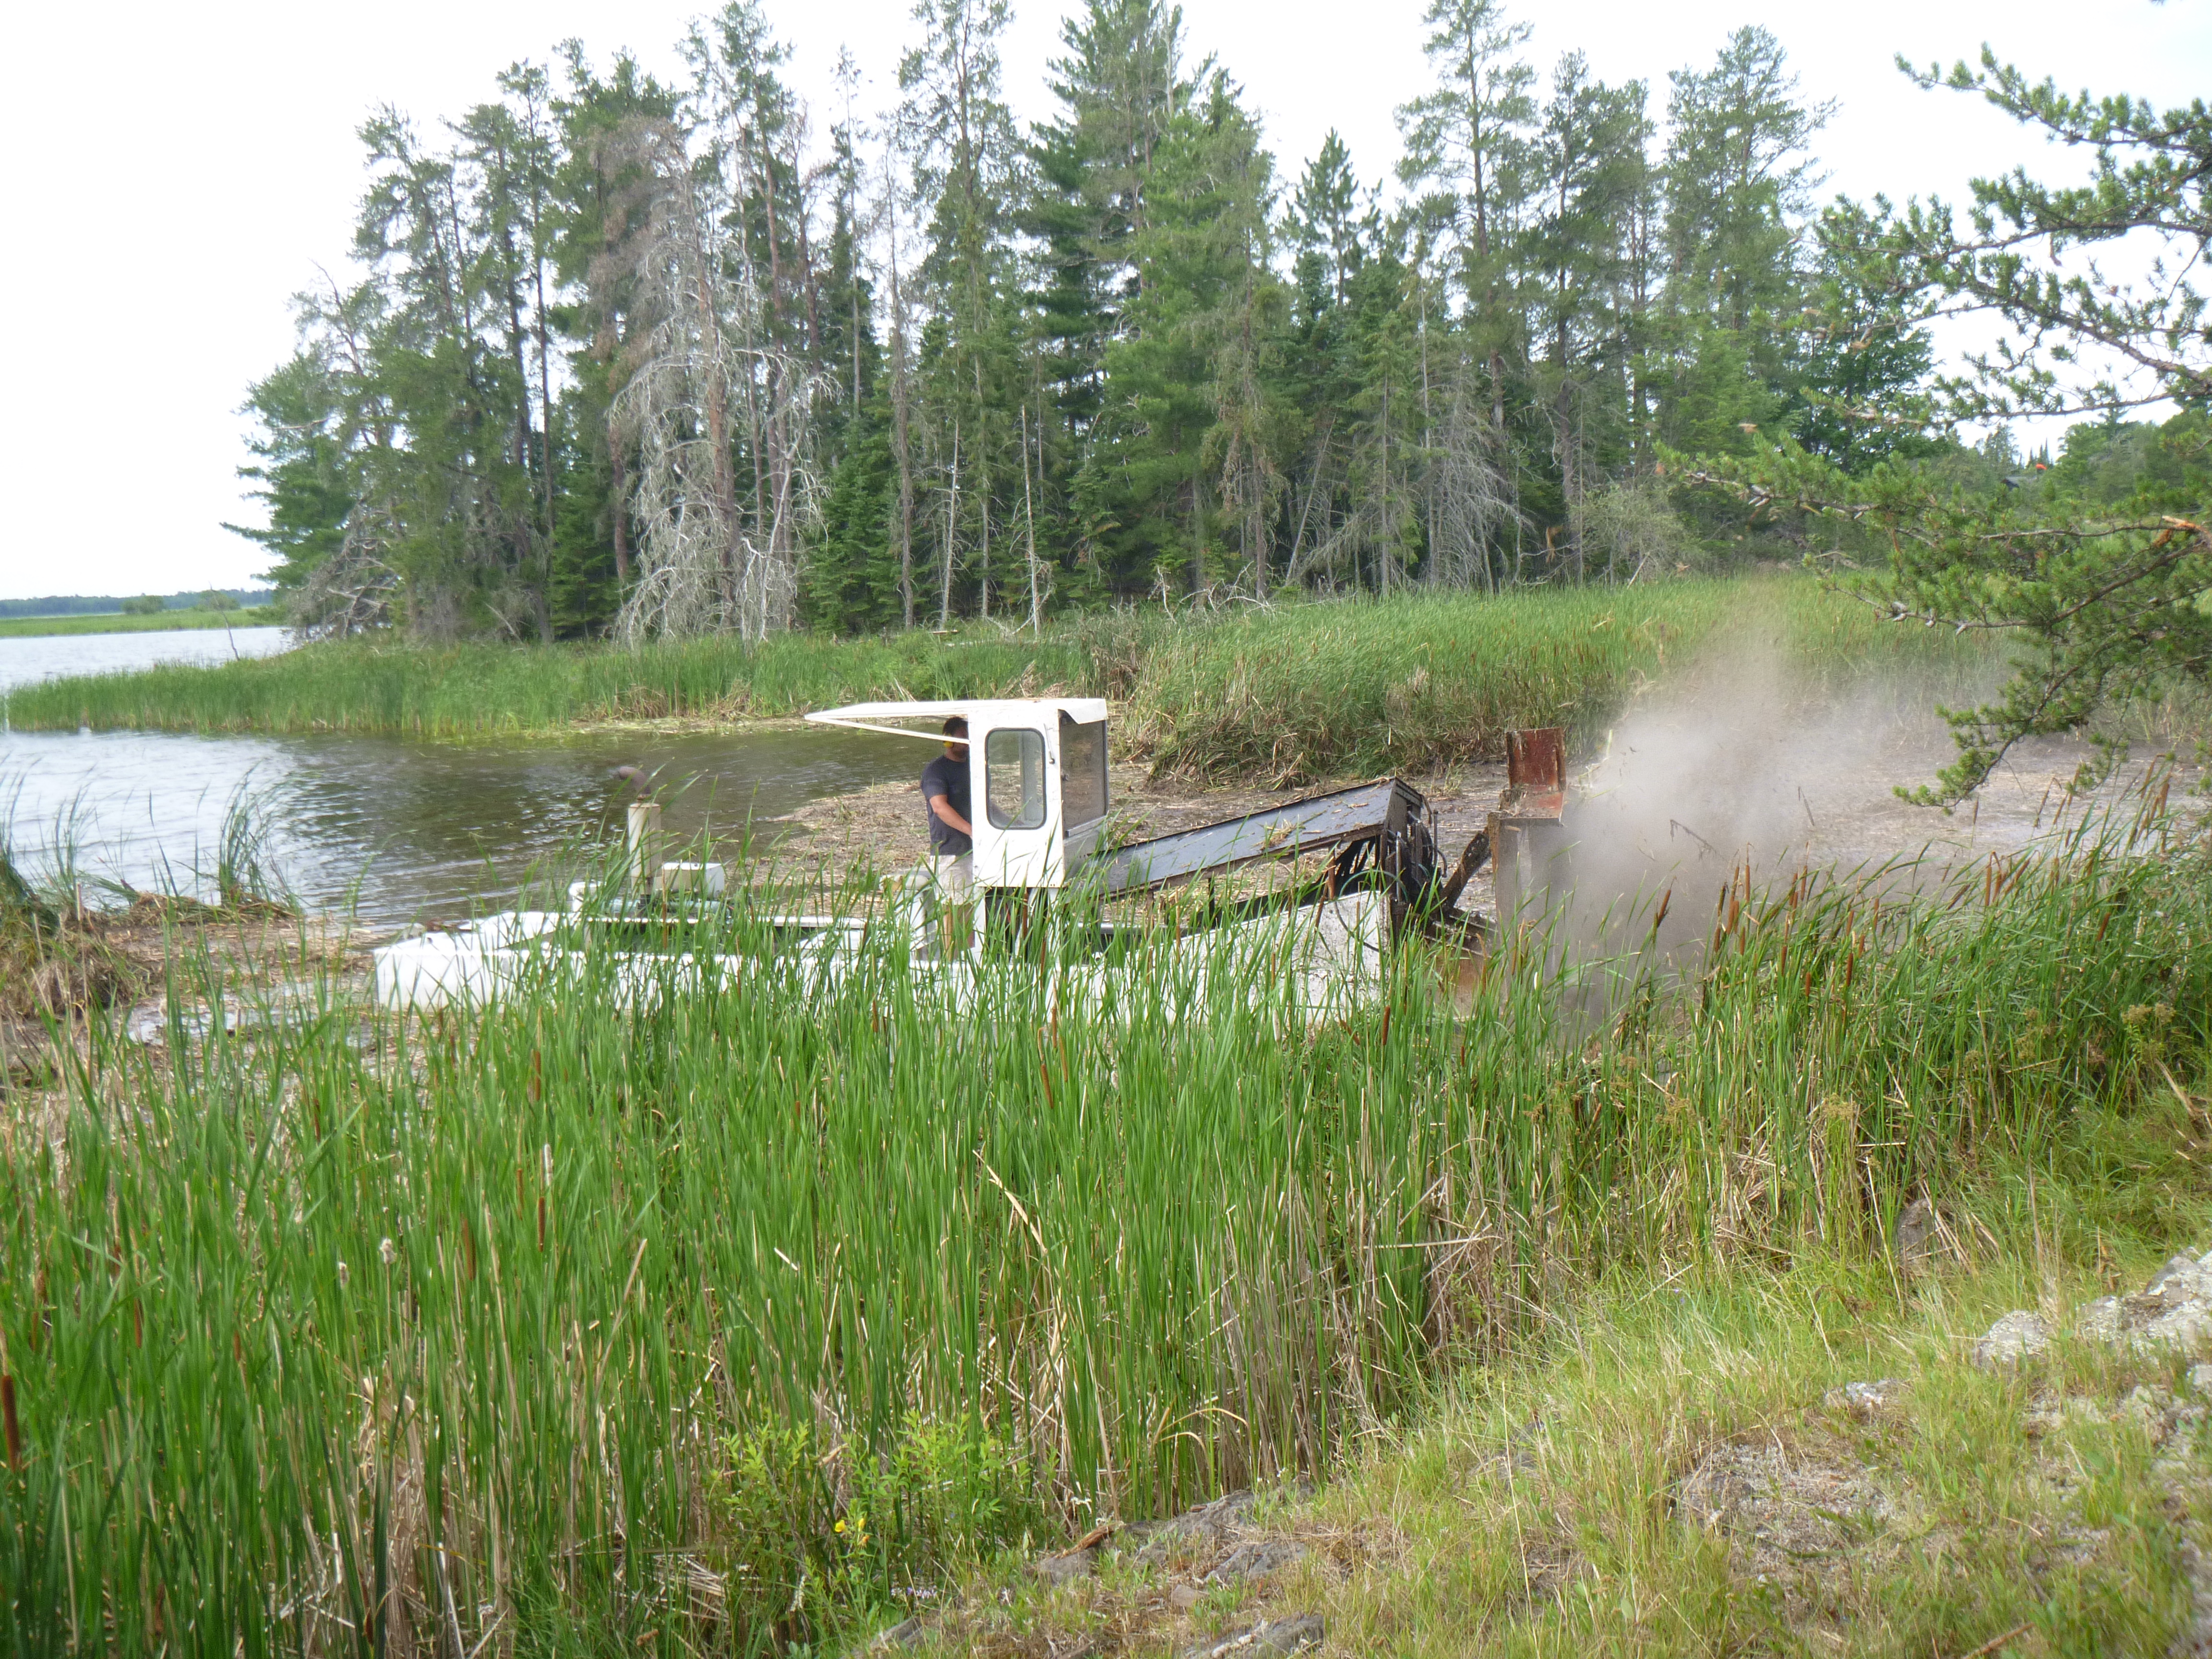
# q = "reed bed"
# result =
<box><xmin>1</xmin><ymin>580</ymin><xmax>2000</xmax><ymax>780</ymax></box>
<box><xmin>2</xmin><ymin>792</ymin><xmax>2205</xmax><ymax>1653</ymax></box>
<box><xmin>1116</xmin><ymin>579</ymin><xmax>2000</xmax><ymax>781</ymax></box>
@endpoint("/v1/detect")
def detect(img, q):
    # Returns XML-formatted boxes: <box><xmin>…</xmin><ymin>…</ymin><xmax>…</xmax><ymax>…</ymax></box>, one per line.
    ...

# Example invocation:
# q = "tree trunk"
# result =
<box><xmin>696</xmin><ymin>262</ymin><xmax>740</xmax><ymax>615</ymax></box>
<box><xmin>940</xmin><ymin>420</ymin><xmax>960</xmax><ymax>630</ymax></box>
<box><xmin>610</xmin><ymin>427</ymin><xmax>631</xmax><ymax>585</ymax></box>
<box><xmin>888</xmin><ymin>202</ymin><xmax>916</xmax><ymax>629</ymax></box>
<box><xmin>1021</xmin><ymin>403</ymin><xmax>1042</xmax><ymax>635</ymax></box>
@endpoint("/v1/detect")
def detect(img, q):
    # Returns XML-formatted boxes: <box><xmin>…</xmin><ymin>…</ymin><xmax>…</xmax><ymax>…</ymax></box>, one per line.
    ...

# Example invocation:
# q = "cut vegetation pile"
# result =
<box><xmin>2</xmin><ymin>800</ymin><xmax>2205</xmax><ymax>1651</ymax></box>
<box><xmin>0</xmin><ymin>788</ymin><xmax>300</xmax><ymax>1085</ymax></box>
<box><xmin>0</xmin><ymin>837</ymin><xmax>126</xmax><ymax>1084</ymax></box>
<box><xmin>0</xmin><ymin>579</ymin><xmax>2001</xmax><ymax>781</ymax></box>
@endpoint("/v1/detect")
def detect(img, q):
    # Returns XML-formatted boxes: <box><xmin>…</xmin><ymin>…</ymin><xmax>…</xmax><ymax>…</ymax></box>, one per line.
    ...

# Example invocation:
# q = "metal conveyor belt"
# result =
<box><xmin>1088</xmin><ymin>780</ymin><xmax>1424</xmax><ymax>895</ymax></box>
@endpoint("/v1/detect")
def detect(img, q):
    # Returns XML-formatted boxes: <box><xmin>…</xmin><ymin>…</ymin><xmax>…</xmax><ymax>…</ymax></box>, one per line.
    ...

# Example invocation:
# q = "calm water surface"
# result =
<box><xmin>0</xmin><ymin>631</ymin><xmax>918</xmax><ymax>924</ymax></box>
<box><xmin>0</xmin><ymin>625</ymin><xmax>292</xmax><ymax>693</ymax></box>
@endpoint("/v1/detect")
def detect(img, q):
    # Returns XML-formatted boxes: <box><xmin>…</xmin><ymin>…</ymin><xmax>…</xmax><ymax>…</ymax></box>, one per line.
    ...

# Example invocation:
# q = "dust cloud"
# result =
<box><xmin>1508</xmin><ymin>634</ymin><xmax>2160</xmax><ymax>973</ymax></box>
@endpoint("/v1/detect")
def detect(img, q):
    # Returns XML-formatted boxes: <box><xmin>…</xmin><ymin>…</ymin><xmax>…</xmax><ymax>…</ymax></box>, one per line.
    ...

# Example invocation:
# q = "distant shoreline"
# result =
<box><xmin>0</xmin><ymin>607</ymin><xmax>282</xmax><ymax>639</ymax></box>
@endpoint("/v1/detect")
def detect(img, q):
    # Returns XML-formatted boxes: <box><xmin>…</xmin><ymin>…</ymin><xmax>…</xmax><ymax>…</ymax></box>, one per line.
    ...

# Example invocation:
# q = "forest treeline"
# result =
<box><xmin>234</xmin><ymin>0</ymin><xmax>2003</xmax><ymax>642</ymax></box>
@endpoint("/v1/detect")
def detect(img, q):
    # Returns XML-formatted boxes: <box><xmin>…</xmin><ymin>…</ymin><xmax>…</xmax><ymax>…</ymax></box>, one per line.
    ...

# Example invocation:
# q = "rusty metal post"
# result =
<box><xmin>1491</xmin><ymin>727</ymin><xmax>1569</xmax><ymax>935</ymax></box>
<box><xmin>1505</xmin><ymin>728</ymin><xmax>1566</xmax><ymax>800</ymax></box>
<box><xmin>1487</xmin><ymin>810</ymin><xmax>1517</xmax><ymax>928</ymax></box>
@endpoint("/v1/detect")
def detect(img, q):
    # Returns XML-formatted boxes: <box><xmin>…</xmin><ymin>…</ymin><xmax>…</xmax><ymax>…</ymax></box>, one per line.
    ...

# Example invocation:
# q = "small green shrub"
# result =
<box><xmin>715</xmin><ymin>1413</ymin><xmax>1035</xmax><ymax>1645</ymax></box>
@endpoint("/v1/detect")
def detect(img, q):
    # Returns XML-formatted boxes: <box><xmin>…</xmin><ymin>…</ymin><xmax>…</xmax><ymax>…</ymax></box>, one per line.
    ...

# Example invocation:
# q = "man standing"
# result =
<box><xmin>920</xmin><ymin>716</ymin><xmax>974</xmax><ymax>902</ymax></box>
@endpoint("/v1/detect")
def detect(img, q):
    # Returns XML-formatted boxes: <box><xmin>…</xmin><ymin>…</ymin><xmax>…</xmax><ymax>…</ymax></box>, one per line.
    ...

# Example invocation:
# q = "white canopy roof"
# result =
<box><xmin>805</xmin><ymin>697</ymin><xmax>1109</xmax><ymax>744</ymax></box>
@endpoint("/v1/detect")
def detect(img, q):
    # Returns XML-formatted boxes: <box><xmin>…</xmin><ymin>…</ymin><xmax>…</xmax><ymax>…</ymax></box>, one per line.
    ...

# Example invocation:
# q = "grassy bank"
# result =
<box><xmin>1</xmin><ymin>578</ymin><xmax>1998</xmax><ymax>779</ymax></box>
<box><xmin>0</xmin><ymin>606</ymin><xmax>279</xmax><ymax>639</ymax></box>
<box><xmin>934</xmin><ymin>1120</ymin><xmax>2212</xmax><ymax>1657</ymax></box>
<box><xmin>3</xmin><ymin>806</ymin><xmax>2205</xmax><ymax>1650</ymax></box>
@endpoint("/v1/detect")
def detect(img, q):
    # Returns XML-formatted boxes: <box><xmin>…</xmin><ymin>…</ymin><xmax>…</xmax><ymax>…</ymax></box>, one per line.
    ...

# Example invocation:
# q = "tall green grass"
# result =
<box><xmin>2</xmin><ymin>805</ymin><xmax>2204</xmax><ymax>1652</ymax></box>
<box><xmin>1117</xmin><ymin>579</ymin><xmax>1998</xmax><ymax>780</ymax></box>
<box><xmin>3</xmin><ymin>580</ymin><xmax>2000</xmax><ymax>779</ymax></box>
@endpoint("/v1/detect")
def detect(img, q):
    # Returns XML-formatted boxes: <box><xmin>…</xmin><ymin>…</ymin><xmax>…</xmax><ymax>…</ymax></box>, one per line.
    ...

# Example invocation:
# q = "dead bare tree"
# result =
<box><xmin>600</xmin><ymin>117</ymin><xmax>817</xmax><ymax>644</ymax></box>
<box><xmin>290</xmin><ymin>505</ymin><xmax>403</xmax><ymax>640</ymax></box>
<box><xmin>1427</xmin><ymin>365</ymin><xmax>1521</xmax><ymax>589</ymax></box>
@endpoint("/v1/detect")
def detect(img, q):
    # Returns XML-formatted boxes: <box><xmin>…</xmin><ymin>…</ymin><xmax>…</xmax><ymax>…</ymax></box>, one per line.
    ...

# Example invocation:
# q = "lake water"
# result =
<box><xmin>0</xmin><ymin>630</ymin><xmax>919</xmax><ymax>925</ymax></box>
<box><xmin>0</xmin><ymin>625</ymin><xmax>294</xmax><ymax>693</ymax></box>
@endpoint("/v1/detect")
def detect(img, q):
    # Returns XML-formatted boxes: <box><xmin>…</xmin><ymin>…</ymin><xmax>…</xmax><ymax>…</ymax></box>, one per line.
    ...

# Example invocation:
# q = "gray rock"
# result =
<box><xmin>2077</xmin><ymin>1296</ymin><xmax>2126</xmax><ymax>1343</ymax></box>
<box><xmin>1894</xmin><ymin>1198</ymin><xmax>1940</xmax><ymax>1269</ymax></box>
<box><xmin>1122</xmin><ymin>1491</ymin><xmax>1258</xmax><ymax>1566</ymax></box>
<box><xmin>2119</xmin><ymin>1383</ymin><xmax>2177</xmax><ymax>1437</ymax></box>
<box><xmin>1182</xmin><ymin>1614</ymin><xmax>1325</xmax><ymax>1658</ymax></box>
<box><xmin>1821</xmin><ymin>1379</ymin><xmax>1907</xmax><ymax>1419</ymax></box>
<box><xmin>2075</xmin><ymin>1255</ymin><xmax>2212</xmax><ymax>1351</ymax></box>
<box><xmin>2188</xmin><ymin>1363</ymin><xmax>2212</xmax><ymax>1396</ymax></box>
<box><xmin>2021</xmin><ymin>1395</ymin><xmax>2104</xmax><ymax>1440</ymax></box>
<box><xmin>2116</xmin><ymin>1258</ymin><xmax>2212</xmax><ymax>1340</ymax></box>
<box><xmin>2149</xmin><ymin>1255</ymin><xmax>2212</xmax><ymax>1304</ymax></box>
<box><xmin>2118</xmin><ymin>1382</ymin><xmax>2207</xmax><ymax>1450</ymax></box>
<box><xmin>2140</xmin><ymin>1302</ymin><xmax>2212</xmax><ymax>1354</ymax></box>
<box><xmin>2176</xmin><ymin>1541</ymin><xmax>2212</xmax><ymax>1658</ymax></box>
<box><xmin>1675</xmin><ymin>1443</ymin><xmax>1892</xmax><ymax>1575</ymax></box>
<box><xmin>1201</xmin><ymin>1539</ymin><xmax>1310</xmax><ymax>1586</ymax></box>
<box><xmin>1028</xmin><ymin>1544</ymin><xmax>1100</xmax><ymax>1583</ymax></box>
<box><xmin>1972</xmin><ymin>1310</ymin><xmax>2053</xmax><ymax>1369</ymax></box>
<box><xmin>869</xmin><ymin>1616</ymin><xmax>927</xmax><ymax>1650</ymax></box>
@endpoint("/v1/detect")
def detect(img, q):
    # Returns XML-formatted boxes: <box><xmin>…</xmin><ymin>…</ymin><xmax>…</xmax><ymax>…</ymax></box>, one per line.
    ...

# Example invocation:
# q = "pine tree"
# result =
<box><xmin>1396</xmin><ymin>0</ymin><xmax>1535</xmax><ymax>431</ymax></box>
<box><xmin>1526</xmin><ymin>54</ymin><xmax>1650</xmax><ymax>577</ymax></box>
<box><xmin>899</xmin><ymin>0</ymin><xmax>1024</xmax><ymax>622</ymax></box>
<box><xmin>1653</xmin><ymin>27</ymin><xmax>1832</xmax><ymax>457</ymax></box>
<box><xmin>547</xmin><ymin>46</ymin><xmax>680</xmax><ymax>635</ymax></box>
<box><xmin>1091</xmin><ymin>71</ymin><xmax>1274</xmax><ymax>595</ymax></box>
<box><xmin>227</xmin><ymin>350</ymin><xmax>356</xmax><ymax>600</ymax></box>
<box><xmin>1689</xmin><ymin>56</ymin><xmax>2212</xmax><ymax>799</ymax></box>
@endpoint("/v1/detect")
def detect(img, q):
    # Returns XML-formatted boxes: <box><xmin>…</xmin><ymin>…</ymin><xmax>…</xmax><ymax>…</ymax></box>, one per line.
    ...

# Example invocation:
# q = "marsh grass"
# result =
<box><xmin>0</xmin><ymin>794</ymin><xmax>2206</xmax><ymax>1653</ymax></box>
<box><xmin>0</xmin><ymin>608</ymin><xmax>277</xmax><ymax>640</ymax></box>
<box><xmin>2</xmin><ymin>580</ymin><xmax>2004</xmax><ymax>782</ymax></box>
<box><xmin>209</xmin><ymin>780</ymin><xmax>298</xmax><ymax>915</ymax></box>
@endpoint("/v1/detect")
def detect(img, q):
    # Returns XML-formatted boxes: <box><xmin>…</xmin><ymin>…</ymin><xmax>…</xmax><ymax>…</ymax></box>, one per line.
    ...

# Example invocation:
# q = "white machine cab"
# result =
<box><xmin>803</xmin><ymin>697</ymin><xmax>1111</xmax><ymax>890</ymax></box>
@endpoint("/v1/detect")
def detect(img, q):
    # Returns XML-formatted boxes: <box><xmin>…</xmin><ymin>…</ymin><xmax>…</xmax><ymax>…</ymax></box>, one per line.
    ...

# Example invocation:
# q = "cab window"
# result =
<box><xmin>1059</xmin><ymin>715</ymin><xmax>1107</xmax><ymax>828</ymax></box>
<box><xmin>985</xmin><ymin>728</ymin><xmax>1046</xmax><ymax>830</ymax></box>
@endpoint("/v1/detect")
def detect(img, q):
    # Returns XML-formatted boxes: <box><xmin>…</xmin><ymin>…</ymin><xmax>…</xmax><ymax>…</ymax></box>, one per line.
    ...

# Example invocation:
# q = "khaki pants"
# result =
<box><xmin>929</xmin><ymin>853</ymin><xmax>974</xmax><ymax>953</ymax></box>
<box><xmin>930</xmin><ymin>852</ymin><xmax>973</xmax><ymax>898</ymax></box>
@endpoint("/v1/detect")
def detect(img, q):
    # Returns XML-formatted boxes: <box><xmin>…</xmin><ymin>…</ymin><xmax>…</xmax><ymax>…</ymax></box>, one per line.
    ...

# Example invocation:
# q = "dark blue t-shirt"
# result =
<box><xmin>920</xmin><ymin>752</ymin><xmax>972</xmax><ymax>855</ymax></box>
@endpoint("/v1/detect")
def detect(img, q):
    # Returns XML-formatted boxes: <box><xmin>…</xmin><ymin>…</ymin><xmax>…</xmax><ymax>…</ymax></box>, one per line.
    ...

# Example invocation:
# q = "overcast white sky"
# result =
<box><xmin>1</xmin><ymin>0</ymin><xmax>2203</xmax><ymax>602</ymax></box>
